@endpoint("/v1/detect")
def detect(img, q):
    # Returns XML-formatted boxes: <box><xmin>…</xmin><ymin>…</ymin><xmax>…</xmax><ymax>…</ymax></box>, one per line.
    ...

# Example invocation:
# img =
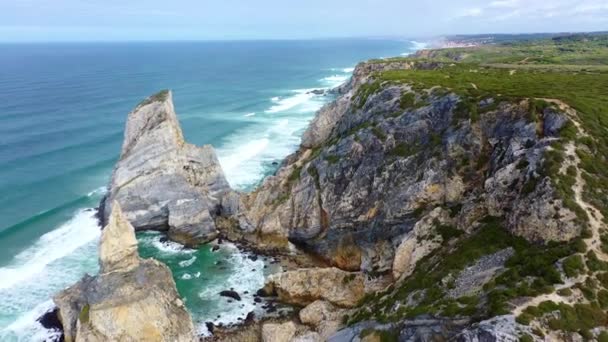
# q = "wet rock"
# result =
<box><xmin>245</xmin><ymin>311</ymin><xmax>255</xmax><ymax>323</ymax></box>
<box><xmin>37</xmin><ymin>307</ymin><xmax>64</xmax><ymax>341</ymax></box>
<box><xmin>205</xmin><ymin>322</ymin><xmax>215</xmax><ymax>334</ymax></box>
<box><xmin>220</xmin><ymin>290</ymin><xmax>242</xmax><ymax>301</ymax></box>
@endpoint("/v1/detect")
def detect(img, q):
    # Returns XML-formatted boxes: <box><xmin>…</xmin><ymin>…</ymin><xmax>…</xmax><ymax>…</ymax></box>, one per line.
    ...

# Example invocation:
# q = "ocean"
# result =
<box><xmin>0</xmin><ymin>39</ymin><xmax>422</xmax><ymax>340</ymax></box>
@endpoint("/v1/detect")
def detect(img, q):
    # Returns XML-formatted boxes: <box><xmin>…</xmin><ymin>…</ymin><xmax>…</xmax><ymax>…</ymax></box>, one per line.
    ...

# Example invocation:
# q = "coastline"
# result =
<box><xmin>0</xmin><ymin>39</ymin><xmax>428</xmax><ymax>341</ymax></box>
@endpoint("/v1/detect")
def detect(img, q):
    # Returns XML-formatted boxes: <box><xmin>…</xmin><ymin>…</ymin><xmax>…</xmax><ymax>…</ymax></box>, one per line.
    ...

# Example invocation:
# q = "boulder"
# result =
<box><xmin>291</xmin><ymin>331</ymin><xmax>322</xmax><ymax>342</ymax></box>
<box><xmin>299</xmin><ymin>300</ymin><xmax>346</xmax><ymax>340</ymax></box>
<box><xmin>100</xmin><ymin>90</ymin><xmax>234</xmax><ymax>246</ymax></box>
<box><xmin>220</xmin><ymin>290</ymin><xmax>242</xmax><ymax>301</ymax></box>
<box><xmin>53</xmin><ymin>203</ymin><xmax>196</xmax><ymax>342</ymax></box>
<box><xmin>265</xmin><ymin>268</ymin><xmax>365</xmax><ymax>307</ymax></box>
<box><xmin>261</xmin><ymin>321</ymin><xmax>296</xmax><ymax>342</ymax></box>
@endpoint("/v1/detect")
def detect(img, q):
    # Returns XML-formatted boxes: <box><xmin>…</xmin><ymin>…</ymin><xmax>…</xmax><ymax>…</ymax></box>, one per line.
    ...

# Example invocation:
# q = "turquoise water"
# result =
<box><xmin>0</xmin><ymin>39</ymin><xmax>421</xmax><ymax>340</ymax></box>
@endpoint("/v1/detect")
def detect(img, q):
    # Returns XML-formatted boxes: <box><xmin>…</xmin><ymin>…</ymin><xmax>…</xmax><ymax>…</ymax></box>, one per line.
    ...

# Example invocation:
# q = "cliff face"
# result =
<box><xmin>100</xmin><ymin>90</ymin><xmax>236</xmax><ymax>247</ymax></box>
<box><xmin>76</xmin><ymin>43</ymin><xmax>605</xmax><ymax>341</ymax></box>
<box><xmin>237</xmin><ymin>61</ymin><xmax>581</xmax><ymax>273</ymax></box>
<box><xmin>54</xmin><ymin>202</ymin><xmax>196</xmax><ymax>342</ymax></box>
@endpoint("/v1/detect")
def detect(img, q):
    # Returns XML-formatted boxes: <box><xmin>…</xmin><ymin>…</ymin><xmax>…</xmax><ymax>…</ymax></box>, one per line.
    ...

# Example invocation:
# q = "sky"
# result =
<box><xmin>0</xmin><ymin>0</ymin><xmax>607</xmax><ymax>42</ymax></box>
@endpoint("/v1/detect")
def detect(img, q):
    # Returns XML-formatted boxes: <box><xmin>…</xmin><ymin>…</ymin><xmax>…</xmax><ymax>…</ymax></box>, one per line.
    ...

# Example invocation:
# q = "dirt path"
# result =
<box><xmin>511</xmin><ymin>101</ymin><xmax>608</xmax><ymax>315</ymax></box>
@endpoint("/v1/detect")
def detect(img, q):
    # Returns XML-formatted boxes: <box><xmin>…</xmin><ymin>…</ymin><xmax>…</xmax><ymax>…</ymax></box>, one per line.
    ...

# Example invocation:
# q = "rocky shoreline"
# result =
<box><xmin>43</xmin><ymin>42</ymin><xmax>607</xmax><ymax>341</ymax></box>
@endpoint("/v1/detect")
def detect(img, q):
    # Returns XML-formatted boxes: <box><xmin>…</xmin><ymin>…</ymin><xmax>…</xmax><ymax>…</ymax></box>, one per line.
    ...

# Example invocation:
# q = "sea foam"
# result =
<box><xmin>0</xmin><ymin>209</ymin><xmax>100</xmax><ymax>340</ymax></box>
<box><xmin>197</xmin><ymin>243</ymin><xmax>268</xmax><ymax>336</ymax></box>
<box><xmin>0</xmin><ymin>209</ymin><xmax>100</xmax><ymax>291</ymax></box>
<box><xmin>218</xmin><ymin>83</ymin><xmax>329</xmax><ymax>190</ymax></box>
<box><xmin>265</xmin><ymin>89</ymin><xmax>315</xmax><ymax>114</ymax></box>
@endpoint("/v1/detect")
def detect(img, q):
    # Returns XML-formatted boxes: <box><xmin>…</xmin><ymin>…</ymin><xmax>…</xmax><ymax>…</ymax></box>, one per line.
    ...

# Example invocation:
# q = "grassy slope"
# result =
<box><xmin>377</xmin><ymin>34</ymin><xmax>608</xmax><ymax>222</ymax></box>
<box><xmin>346</xmin><ymin>34</ymin><xmax>608</xmax><ymax>337</ymax></box>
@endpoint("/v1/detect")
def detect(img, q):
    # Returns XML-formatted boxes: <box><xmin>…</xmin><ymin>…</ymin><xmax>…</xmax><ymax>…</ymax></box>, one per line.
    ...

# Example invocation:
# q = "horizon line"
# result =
<box><xmin>0</xmin><ymin>29</ymin><xmax>606</xmax><ymax>44</ymax></box>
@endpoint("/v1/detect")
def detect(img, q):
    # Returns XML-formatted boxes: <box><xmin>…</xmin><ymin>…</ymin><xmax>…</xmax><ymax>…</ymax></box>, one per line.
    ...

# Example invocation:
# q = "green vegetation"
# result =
<box><xmin>372</xmin><ymin>126</ymin><xmax>387</xmax><ymax>141</ymax></box>
<box><xmin>372</xmin><ymin>43</ymin><xmax>608</xmax><ymax>221</ymax></box>
<box><xmin>342</xmin><ymin>273</ymin><xmax>357</xmax><ymax>284</ymax></box>
<box><xmin>586</xmin><ymin>251</ymin><xmax>608</xmax><ymax>272</ymax></box>
<box><xmin>389</xmin><ymin>142</ymin><xmax>419</xmax><ymax>158</ymax></box>
<box><xmin>324</xmin><ymin>155</ymin><xmax>340</xmax><ymax>165</ymax></box>
<box><xmin>601</xmin><ymin>233</ymin><xmax>608</xmax><ymax>254</ymax></box>
<box><xmin>520</xmin><ymin>300</ymin><xmax>608</xmax><ymax>333</ymax></box>
<box><xmin>359</xmin><ymin>329</ymin><xmax>399</xmax><ymax>342</ymax></box>
<box><xmin>355</xmin><ymin>81</ymin><xmax>381</xmax><ymax>109</ymax></box>
<box><xmin>400</xmin><ymin>92</ymin><xmax>416</xmax><ymax>109</ymax></box>
<box><xmin>435</xmin><ymin>221</ymin><xmax>463</xmax><ymax>241</ymax></box>
<box><xmin>344</xmin><ymin>35</ymin><xmax>608</xmax><ymax>335</ymax></box>
<box><xmin>546</xmin><ymin>303</ymin><xmax>607</xmax><ymax>332</ymax></box>
<box><xmin>138</xmin><ymin>89</ymin><xmax>170</xmax><ymax>107</ymax></box>
<box><xmin>519</xmin><ymin>334</ymin><xmax>534</xmax><ymax>342</ymax></box>
<box><xmin>348</xmin><ymin>217</ymin><xmax>587</xmax><ymax>324</ymax></box>
<box><xmin>79</xmin><ymin>304</ymin><xmax>90</xmax><ymax>324</ymax></box>
<box><xmin>288</xmin><ymin>166</ymin><xmax>302</xmax><ymax>184</ymax></box>
<box><xmin>562</xmin><ymin>255</ymin><xmax>585</xmax><ymax>278</ymax></box>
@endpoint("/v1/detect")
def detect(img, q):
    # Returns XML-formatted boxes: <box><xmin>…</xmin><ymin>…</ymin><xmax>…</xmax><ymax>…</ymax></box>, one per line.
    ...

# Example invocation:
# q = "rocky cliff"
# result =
<box><xmin>65</xmin><ymin>36</ymin><xmax>608</xmax><ymax>341</ymax></box>
<box><xmin>229</xmin><ymin>54</ymin><xmax>608</xmax><ymax>341</ymax></box>
<box><xmin>100</xmin><ymin>90</ymin><xmax>236</xmax><ymax>247</ymax></box>
<box><xmin>236</xmin><ymin>60</ymin><xmax>582</xmax><ymax>275</ymax></box>
<box><xmin>54</xmin><ymin>202</ymin><xmax>196</xmax><ymax>342</ymax></box>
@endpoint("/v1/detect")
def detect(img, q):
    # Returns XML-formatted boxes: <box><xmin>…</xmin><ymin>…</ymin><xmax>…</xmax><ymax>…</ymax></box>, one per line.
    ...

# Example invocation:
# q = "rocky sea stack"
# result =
<box><xmin>54</xmin><ymin>202</ymin><xmax>196</xmax><ymax>342</ymax></box>
<box><xmin>99</xmin><ymin>90</ymin><xmax>236</xmax><ymax>247</ymax></box>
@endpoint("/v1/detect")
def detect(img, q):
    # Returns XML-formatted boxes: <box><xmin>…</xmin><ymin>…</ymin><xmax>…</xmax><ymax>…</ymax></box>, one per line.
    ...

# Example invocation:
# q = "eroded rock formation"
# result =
<box><xmin>54</xmin><ymin>202</ymin><xmax>196</xmax><ymax>342</ymax></box>
<box><xmin>264</xmin><ymin>267</ymin><xmax>365</xmax><ymax>308</ymax></box>
<box><xmin>236</xmin><ymin>61</ymin><xmax>581</xmax><ymax>275</ymax></box>
<box><xmin>100</xmin><ymin>90</ymin><xmax>235</xmax><ymax>247</ymax></box>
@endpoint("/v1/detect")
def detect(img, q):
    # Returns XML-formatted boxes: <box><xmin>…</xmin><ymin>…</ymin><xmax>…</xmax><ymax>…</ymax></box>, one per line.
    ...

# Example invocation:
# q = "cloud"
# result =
<box><xmin>573</xmin><ymin>3</ymin><xmax>608</xmax><ymax>14</ymax></box>
<box><xmin>458</xmin><ymin>7</ymin><xmax>483</xmax><ymax>18</ymax></box>
<box><xmin>489</xmin><ymin>0</ymin><xmax>520</xmax><ymax>8</ymax></box>
<box><xmin>453</xmin><ymin>0</ymin><xmax>608</xmax><ymax>23</ymax></box>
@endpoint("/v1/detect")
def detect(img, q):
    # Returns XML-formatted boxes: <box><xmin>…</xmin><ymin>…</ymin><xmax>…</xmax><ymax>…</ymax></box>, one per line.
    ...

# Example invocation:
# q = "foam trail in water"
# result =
<box><xmin>197</xmin><ymin>243</ymin><xmax>267</xmax><ymax>336</ymax></box>
<box><xmin>138</xmin><ymin>232</ymin><xmax>196</xmax><ymax>255</ymax></box>
<box><xmin>265</xmin><ymin>90</ymin><xmax>316</xmax><ymax>114</ymax></box>
<box><xmin>218</xmin><ymin>85</ymin><xmax>329</xmax><ymax>190</ymax></box>
<box><xmin>1</xmin><ymin>300</ymin><xmax>62</xmax><ymax>342</ymax></box>
<box><xmin>320</xmin><ymin>75</ymin><xmax>349</xmax><ymax>88</ymax></box>
<box><xmin>0</xmin><ymin>209</ymin><xmax>100</xmax><ymax>341</ymax></box>
<box><xmin>0</xmin><ymin>209</ymin><xmax>100</xmax><ymax>291</ymax></box>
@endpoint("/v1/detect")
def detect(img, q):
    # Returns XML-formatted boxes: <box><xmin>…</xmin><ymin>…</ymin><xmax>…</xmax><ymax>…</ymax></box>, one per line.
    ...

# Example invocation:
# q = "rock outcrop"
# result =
<box><xmin>264</xmin><ymin>268</ymin><xmax>365</xmax><ymax>307</ymax></box>
<box><xmin>236</xmin><ymin>61</ymin><xmax>582</xmax><ymax>274</ymax></box>
<box><xmin>299</xmin><ymin>300</ymin><xmax>348</xmax><ymax>340</ymax></box>
<box><xmin>261</xmin><ymin>321</ymin><xmax>297</xmax><ymax>342</ymax></box>
<box><xmin>100</xmin><ymin>90</ymin><xmax>234</xmax><ymax>247</ymax></box>
<box><xmin>392</xmin><ymin>207</ymin><xmax>448</xmax><ymax>279</ymax></box>
<box><xmin>54</xmin><ymin>203</ymin><xmax>196</xmax><ymax>342</ymax></box>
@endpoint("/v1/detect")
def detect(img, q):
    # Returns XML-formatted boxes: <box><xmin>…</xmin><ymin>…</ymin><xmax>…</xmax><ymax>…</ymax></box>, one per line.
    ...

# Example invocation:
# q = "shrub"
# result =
<box><xmin>562</xmin><ymin>255</ymin><xmax>585</xmax><ymax>278</ymax></box>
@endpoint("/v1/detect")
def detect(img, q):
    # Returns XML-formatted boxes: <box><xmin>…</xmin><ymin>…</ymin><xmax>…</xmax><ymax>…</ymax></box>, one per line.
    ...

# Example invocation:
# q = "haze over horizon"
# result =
<box><xmin>1</xmin><ymin>0</ymin><xmax>607</xmax><ymax>42</ymax></box>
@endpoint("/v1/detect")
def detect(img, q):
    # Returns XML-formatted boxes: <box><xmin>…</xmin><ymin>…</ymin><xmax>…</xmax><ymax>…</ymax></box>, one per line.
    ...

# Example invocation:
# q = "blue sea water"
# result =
<box><xmin>0</xmin><ymin>39</ymin><xmax>422</xmax><ymax>340</ymax></box>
